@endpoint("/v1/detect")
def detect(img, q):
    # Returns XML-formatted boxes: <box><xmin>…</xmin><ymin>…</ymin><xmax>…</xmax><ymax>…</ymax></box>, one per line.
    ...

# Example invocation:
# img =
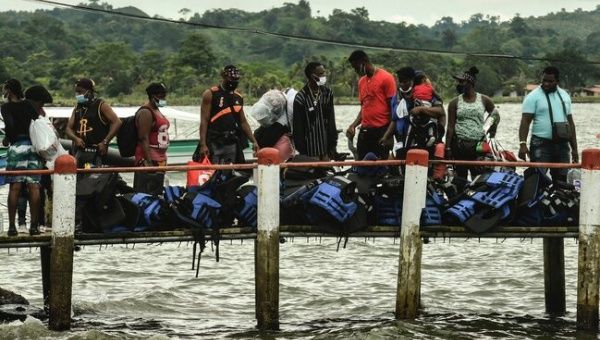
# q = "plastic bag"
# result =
<box><xmin>187</xmin><ymin>157</ymin><xmax>214</xmax><ymax>187</ymax></box>
<box><xmin>250</xmin><ymin>90</ymin><xmax>288</xmax><ymax>127</ymax></box>
<box><xmin>44</xmin><ymin>142</ymin><xmax>68</xmax><ymax>170</ymax></box>
<box><xmin>29</xmin><ymin>116</ymin><xmax>59</xmax><ymax>159</ymax></box>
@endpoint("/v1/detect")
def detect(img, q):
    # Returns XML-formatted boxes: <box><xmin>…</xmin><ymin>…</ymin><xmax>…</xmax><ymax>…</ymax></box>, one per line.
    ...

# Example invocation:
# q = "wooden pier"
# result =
<box><xmin>0</xmin><ymin>149</ymin><xmax>599</xmax><ymax>332</ymax></box>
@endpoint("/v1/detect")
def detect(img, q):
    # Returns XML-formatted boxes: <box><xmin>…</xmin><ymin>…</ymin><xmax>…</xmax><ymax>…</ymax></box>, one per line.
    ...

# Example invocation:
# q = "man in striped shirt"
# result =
<box><xmin>292</xmin><ymin>62</ymin><xmax>338</xmax><ymax>160</ymax></box>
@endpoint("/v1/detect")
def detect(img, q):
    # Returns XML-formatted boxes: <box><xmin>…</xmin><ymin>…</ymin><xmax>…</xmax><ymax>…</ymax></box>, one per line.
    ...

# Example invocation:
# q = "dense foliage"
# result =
<box><xmin>1</xmin><ymin>1</ymin><xmax>599</xmax><ymax>103</ymax></box>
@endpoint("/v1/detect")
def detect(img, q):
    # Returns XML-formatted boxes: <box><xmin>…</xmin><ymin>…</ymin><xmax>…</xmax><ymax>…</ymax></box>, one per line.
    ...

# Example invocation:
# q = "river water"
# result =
<box><xmin>0</xmin><ymin>103</ymin><xmax>598</xmax><ymax>339</ymax></box>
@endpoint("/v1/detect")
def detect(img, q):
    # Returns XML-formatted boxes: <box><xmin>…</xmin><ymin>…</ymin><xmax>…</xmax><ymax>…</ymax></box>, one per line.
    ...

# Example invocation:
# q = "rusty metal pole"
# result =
<box><xmin>577</xmin><ymin>148</ymin><xmax>600</xmax><ymax>331</ymax></box>
<box><xmin>255</xmin><ymin>148</ymin><xmax>280</xmax><ymax>330</ymax></box>
<box><xmin>396</xmin><ymin>149</ymin><xmax>428</xmax><ymax>319</ymax></box>
<box><xmin>48</xmin><ymin>155</ymin><xmax>77</xmax><ymax>331</ymax></box>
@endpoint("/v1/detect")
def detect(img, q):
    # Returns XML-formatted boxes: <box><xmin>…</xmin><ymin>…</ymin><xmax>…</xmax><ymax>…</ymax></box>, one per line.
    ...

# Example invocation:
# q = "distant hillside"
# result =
<box><xmin>0</xmin><ymin>1</ymin><xmax>598</xmax><ymax>101</ymax></box>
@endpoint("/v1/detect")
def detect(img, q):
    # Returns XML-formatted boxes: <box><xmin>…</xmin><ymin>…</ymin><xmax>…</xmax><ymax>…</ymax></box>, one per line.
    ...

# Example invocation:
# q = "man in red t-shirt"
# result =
<box><xmin>346</xmin><ymin>50</ymin><xmax>396</xmax><ymax>160</ymax></box>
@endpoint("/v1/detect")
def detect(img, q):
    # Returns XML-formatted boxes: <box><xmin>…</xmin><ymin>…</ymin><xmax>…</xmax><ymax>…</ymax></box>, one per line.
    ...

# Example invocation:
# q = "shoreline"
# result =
<box><xmin>45</xmin><ymin>95</ymin><xmax>600</xmax><ymax>107</ymax></box>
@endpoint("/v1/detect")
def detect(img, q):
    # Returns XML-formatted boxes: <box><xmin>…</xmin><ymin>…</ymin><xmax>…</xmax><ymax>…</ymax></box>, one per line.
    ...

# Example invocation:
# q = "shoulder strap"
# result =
<box><xmin>135</xmin><ymin>105</ymin><xmax>156</xmax><ymax>127</ymax></box>
<box><xmin>543</xmin><ymin>92</ymin><xmax>555</xmax><ymax>126</ymax></box>
<box><xmin>555</xmin><ymin>91</ymin><xmax>568</xmax><ymax>119</ymax></box>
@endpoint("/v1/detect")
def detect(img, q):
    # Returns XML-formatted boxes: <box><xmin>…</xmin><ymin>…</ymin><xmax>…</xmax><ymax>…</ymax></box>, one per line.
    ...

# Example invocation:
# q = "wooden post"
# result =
<box><xmin>396</xmin><ymin>149</ymin><xmax>428</xmax><ymax>319</ymax></box>
<box><xmin>48</xmin><ymin>155</ymin><xmax>77</xmax><ymax>331</ymax></box>
<box><xmin>40</xmin><ymin>246</ymin><xmax>51</xmax><ymax>312</ymax></box>
<box><xmin>255</xmin><ymin>148</ymin><xmax>280</xmax><ymax>330</ymax></box>
<box><xmin>577</xmin><ymin>148</ymin><xmax>600</xmax><ymax>331</ymax></box>
<box><xmin>543</xmin><ymin>238</ymin><xmax>565</xmax><ymax>315</ymax></box>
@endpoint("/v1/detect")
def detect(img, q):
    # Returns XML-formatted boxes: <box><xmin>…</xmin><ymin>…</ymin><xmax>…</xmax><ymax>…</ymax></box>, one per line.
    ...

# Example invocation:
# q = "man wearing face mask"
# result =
<box><xmin>518</xmin><ymin>66</ymin><xmax>578</xmax><ymax>182</ymax></box>
<box><xmin>65</xmin><ymin>78</ymin><xmax>122</xmax><ymax>167</ymax></box>
<box><xmin>446</xmin><ymin>66</ymin><xmax>499</xmax><ymax>184</ymax></box>
<box><xmin>199</xmin><ymin>65</ymin><xmax>258</xmax><ymax>164</ymax></box>
<box><xmin>346</xmin><ymin>50</ymin><xmax>396</xmax><ymax>160</ymax></box>
<box><xmin>292</xmin><ymin>61</ymin><xmax>337</xmax><ymax>160</ymax></box>
<box><xmin>135</xmin><ymin>82</ymin><xmax>170</xmax><ymax>167</ymax></box>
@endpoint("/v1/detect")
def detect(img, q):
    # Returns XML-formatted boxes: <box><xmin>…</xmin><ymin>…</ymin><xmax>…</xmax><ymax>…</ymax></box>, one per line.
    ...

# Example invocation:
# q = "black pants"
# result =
<box><xmin>357</xmin><ymin>126</ymin><xmax>390</xmax><ymax>160</ymax></box>
<box><xmin>450</xmin><ymin>138</ymin><xmax>483</xmax><ymax>184</ymax></box>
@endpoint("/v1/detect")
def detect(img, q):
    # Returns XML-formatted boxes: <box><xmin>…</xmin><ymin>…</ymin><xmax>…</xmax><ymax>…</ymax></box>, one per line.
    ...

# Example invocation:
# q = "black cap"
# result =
<box><xmin>146</xmin><ymin>82</ymin><xmax>167</xmax><ymax>96</ymax></box>
<box><xmin>25</xmin><ymin>85</ymin><xmax>53</xmax><ymax>104</ymax></box>
<box><xmin>75</xmin><ymin>78</ymin><xmax>95</xmax><ymax>91</ymax></box>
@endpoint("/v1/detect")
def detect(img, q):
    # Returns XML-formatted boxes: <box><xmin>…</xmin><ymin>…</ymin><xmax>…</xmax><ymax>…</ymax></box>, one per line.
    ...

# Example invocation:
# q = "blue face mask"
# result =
<box><xmin>154</xmin><ymin>98</ymin><xmax>167</xmax><ymax>107</ymax></box>
<box><xmin>76</xmin><ymin>94</ymin><xmax>88</xmax><ymax>104</ymax></box>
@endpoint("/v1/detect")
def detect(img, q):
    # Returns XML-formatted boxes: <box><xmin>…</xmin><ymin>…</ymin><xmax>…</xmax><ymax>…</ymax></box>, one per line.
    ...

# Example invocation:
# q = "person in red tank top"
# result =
<box><xmin>135</xmin><ymin>83</ymin><xmax>170</xmax><ymax>166</ymax></box>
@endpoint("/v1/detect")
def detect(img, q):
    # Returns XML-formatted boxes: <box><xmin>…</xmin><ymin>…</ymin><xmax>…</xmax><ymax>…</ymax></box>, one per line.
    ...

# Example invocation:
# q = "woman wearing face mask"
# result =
<box><xmin>292</xmin><ymin>61</ymin><xmax>337</xmax><ymax>160</ymax></box>
<box><xmin>135</xmin><ymin>83</ymin><xmax>170</xmax><ymax>167</ymax></box>
<box><xmin>446</xmin><ymin>66</ymin><xmax>500</xmax><ymax>185</ymax></box>
<box><xmin>0</xmin><ymin>79</ymin><xmax>43</xmax><ymax>236</ymax></box>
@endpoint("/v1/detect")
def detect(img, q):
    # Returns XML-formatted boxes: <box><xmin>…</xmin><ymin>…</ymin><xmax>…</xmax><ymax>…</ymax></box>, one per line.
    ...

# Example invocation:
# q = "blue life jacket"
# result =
<box><xmin>174</xmin><ymin>190</ymin><xmax>221</xmax><ymax>230</ymax></box>
<box><xmin>235</xmin><ymin>185</ymin><xmax>257</xmax><ymax>228</ymax></box>
<box><xmin>308</xmin><ymin>176</ymin><xmax>358</xmax><ymax>223</ymax></box>
<box><xmin>445</xmin><ymin>171</ymin><xmax>523</xmax><ymax>228</ymax></box>
<box><xmin>128</xmin><ymin>193</ymin><xmax>165</xmax><ymax>231</ymax></box>
<box><xmin>421</xmin><ymin>188</ymin><xmax>445</xmax><ymax>226</ymax></box>
<box><xmin>164</xmin><ymin>186</ymin><xmax>185</xmax><ymax>205</ymax></box>
<box><xmin>373</xmin><ymin>193</ymin><xmax>402</xmax><ymax>226</ymax></box>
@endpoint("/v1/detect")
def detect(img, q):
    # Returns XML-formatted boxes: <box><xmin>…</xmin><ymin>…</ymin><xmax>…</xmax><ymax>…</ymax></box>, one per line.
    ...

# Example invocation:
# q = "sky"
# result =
<box><xmin>9</xmin><ymin>0</ymin><xmax>600</xmax><ymax>26</ymax></box>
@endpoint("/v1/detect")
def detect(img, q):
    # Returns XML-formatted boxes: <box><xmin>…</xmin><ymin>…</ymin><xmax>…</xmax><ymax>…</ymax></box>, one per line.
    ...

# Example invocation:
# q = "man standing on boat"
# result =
<box><xmin>65</xmin><ymin>78</ymin><xmax>122</xmax><ymax>167</ymax></box>
<box><xmin>518</xmin><ymin>66</ymin><xmax>579</xmax><ymax>182</ymax></box>
<box><xmin>293</xmin><ymin>61</ymin><xmax>337</xmax><ymax>160</ymax></box>
<box><xmin>345</xmin><ymin>50</ymin><xmax>396</xmax><ymax>160</ymax></box>
<box><xmin>199</xmin><ymin>65</ymin><xmax>258</xmax><ymax>164</ymax></box>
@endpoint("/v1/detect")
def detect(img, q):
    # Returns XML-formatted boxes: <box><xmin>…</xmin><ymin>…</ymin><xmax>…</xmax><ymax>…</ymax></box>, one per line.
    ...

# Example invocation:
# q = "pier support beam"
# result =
<box><xmin>396</xmin><ymin>149</ymin><xmax>428</xmax><ymax>319</ymax></box>
<box><xmin>48</xmin><ymin>155</ymin><xmax>77</xmax><ymax>331</ymax></box>
<box><xmin>40</xmin><ymin>246</ymin><xmax>51</xmax><ymax>312</ymax></box>
<box><xmin>543</xmin><ymin>238</ymin><xmax>565</xmax><ymax>315</ymax></box>
<box><xmin>577</xmin><ymin>148</ymin><xmax>600</xmax><ymax>331</ymax></box>
<box><xmin>255</xmin><ymin>148</ymin><xmax>280</xmax><ymax>331</ymax></box>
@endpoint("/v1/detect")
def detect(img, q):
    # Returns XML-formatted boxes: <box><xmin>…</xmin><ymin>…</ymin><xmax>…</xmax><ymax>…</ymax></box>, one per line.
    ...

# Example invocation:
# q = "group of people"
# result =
<box><xmin>0</xmin><ymin>49</ymin><xmax>580</xmax><ymax>236</ymax></box>
<box><xmin>270</xmin><ymin>50</ymin><xmax>577</xmax><ymax>186</ymax></box>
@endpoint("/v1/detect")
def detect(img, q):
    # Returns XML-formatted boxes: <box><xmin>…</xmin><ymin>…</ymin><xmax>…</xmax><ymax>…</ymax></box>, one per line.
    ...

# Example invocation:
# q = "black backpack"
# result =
<box><xmin>117</xmin><ymin>106</ymin><xmax>154</xmax><ymax>158</ymax></box>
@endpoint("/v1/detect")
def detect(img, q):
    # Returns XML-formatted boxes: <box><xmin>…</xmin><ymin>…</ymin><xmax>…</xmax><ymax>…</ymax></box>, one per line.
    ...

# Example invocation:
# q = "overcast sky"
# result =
<box><xmin>9</xmin><ymin>0</ymin><xmax>600</xmax><ymax>26</ymax></box>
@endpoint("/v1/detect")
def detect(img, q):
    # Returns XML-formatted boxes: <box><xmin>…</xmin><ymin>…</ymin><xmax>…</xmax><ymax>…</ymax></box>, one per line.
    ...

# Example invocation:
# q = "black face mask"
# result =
<box><xmin>224</xmin><ymin>80</ymin><xmax>239</xmax><ymax>91</ymax></box>
<box><xmin>456</xmin><ymin>84</ymin><xmax>465</xmax><ymax>94</ymax></box>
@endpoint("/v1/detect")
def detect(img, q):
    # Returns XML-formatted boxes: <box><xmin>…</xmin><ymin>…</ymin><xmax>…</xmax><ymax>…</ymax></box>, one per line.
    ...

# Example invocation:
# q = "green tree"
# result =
<box><xmin>175</xmin><ymin>33</ymin><xmax>216</xmax><ymax>76</ymax></box>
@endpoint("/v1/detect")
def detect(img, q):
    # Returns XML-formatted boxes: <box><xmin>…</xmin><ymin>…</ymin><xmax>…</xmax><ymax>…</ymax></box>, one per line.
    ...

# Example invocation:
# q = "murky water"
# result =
<box><xmin>0</xmin><ymin>103</ymin><xmax>598</xmax><ymax>339</ymax></box>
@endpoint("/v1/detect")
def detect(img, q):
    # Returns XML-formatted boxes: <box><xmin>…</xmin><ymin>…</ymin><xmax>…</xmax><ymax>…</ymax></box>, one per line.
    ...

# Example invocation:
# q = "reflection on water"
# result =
<box><xmin>0</xmin><ymin>104</ymin><xmax>598</xmax><ymax>339</ymax></box>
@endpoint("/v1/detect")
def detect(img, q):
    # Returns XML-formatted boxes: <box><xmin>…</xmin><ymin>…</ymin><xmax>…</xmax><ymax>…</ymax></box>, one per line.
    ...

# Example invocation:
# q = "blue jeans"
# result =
<box><xmin>529</xmin><ymin>135</ymin><xmax>571</xmax><ymax>182</ymax></box>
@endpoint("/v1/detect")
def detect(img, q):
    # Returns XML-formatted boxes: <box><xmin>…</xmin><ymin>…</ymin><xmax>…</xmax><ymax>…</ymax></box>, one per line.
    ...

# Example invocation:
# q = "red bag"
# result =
<box><xmin>186</xmin><ymin>157</ymin><xmax>214</xmax><ymax>187</ymax></box>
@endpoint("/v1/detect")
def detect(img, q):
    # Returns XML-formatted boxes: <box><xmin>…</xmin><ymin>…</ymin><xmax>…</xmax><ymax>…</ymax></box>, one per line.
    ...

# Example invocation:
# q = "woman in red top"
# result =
<box><xmin>135</xmin><ymin>83</ymin><xmax>170</xmax><ymax>166</ymax></box>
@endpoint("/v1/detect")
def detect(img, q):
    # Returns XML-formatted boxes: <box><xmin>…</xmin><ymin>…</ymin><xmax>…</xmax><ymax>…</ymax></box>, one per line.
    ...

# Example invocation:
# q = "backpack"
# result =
<box><xmin>117</xmin><ymin>106</ymin><xmax>155</xmax><ymax>157</ymax></box>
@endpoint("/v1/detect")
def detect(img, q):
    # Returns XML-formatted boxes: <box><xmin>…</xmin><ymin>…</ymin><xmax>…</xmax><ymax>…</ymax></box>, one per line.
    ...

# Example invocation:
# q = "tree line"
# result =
<box><xmin>1</xmin><ymin>1</ymin><xmax>600</xmax><ymax>104</ymax></box>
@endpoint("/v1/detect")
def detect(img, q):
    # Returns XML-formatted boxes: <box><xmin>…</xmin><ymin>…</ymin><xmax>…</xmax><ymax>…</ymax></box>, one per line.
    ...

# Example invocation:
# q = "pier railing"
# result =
<box><xmin>0</xmin><ymin>148</ymin><xmax>599</xmax><ymax>332</ymax></box>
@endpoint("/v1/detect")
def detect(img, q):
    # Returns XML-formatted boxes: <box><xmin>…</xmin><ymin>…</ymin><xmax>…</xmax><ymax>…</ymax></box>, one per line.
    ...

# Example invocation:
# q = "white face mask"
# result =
<box><xmin>316</xmin><ymin>76</ymin><xmax>327</xmax><ymax>86</ymax></box>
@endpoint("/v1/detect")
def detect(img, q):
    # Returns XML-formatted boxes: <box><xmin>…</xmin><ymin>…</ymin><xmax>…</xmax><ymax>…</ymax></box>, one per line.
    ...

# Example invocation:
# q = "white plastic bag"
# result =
<box><xmin>44</xmin><ymin>142</ymin><xmax>68</xmax><ymax>170</ymax></box>
<box><xmin>251</xmin><ymin>90</ymin><xmax>288</xmax><ymax>127</ymax></box>
<box><xmin>29</xmin><ymin>116</ymin><xmax>60</xmax><ymax>161</ymax></box>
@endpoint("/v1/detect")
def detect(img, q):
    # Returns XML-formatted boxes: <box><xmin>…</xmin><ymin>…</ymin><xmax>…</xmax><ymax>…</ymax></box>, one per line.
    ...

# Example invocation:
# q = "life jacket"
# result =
<box><xmin>164</xmin><ymin>185</ymin><xmax>185</xmax><ymax>205</ymax></box>
<box><xmin>305</xmin><ymin>176</ymin><xmax>368</xmax><ymax>248</ymax></box>
<box><xmin>234</xmin><ymin>185</ymin><xmax>257</xmax><ymax>228</ymax></box>
<box><xmin>445</xmin><ymin>171</ymin><xmax>523</xmax><ymax>232</ymax></box>
<box><xmin>371</xmin><ymin>176</ymin><xmax>404</xmax><ymax>226</ymax></box>
<box><xmin>539</xmin><ymin>182</ymin><xmax>579</xmax><ymax>226</ymax></box>
<box><xmin>123</xmin><ymin>193</ymin><xmax>173</xmax><ymax>231</ymax></box>
<box><xmin>421</xmin><ymin>186</ymin><xmax>445</xmax><ymax>226</ymax></box>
